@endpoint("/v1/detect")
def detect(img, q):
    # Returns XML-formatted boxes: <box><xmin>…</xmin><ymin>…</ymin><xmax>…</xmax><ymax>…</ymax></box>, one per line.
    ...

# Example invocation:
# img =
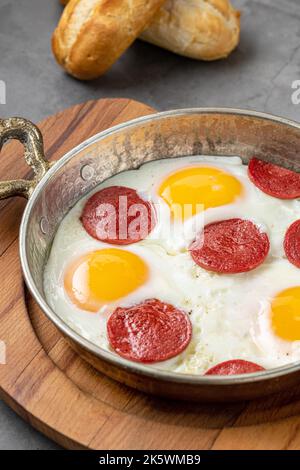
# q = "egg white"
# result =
<box><xmin>44</xmin><ymin>155</ymin><xmax>300</xmax><ymax>374</ymax></box>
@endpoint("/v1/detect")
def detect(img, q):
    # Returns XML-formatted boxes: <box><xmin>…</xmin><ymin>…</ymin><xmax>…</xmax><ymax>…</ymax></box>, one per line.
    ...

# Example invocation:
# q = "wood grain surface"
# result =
<box><xmin>1</xmin><ymin>98</ymin><xmax>300</xmax><ymax>450</ymax></box>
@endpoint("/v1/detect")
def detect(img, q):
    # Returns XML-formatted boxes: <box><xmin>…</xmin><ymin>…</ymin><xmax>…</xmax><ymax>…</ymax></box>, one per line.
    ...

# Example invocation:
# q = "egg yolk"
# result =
<box><xmin>158</xmin><ymin>166</ymin><xmax>243</xmax><ymax>220</ymax></box>
<box><xmin>271</xmin><ymin>287</ymin><xmax>300</xmax><ymax>341</ymax></box>
<box><xmin>64</xmin><ymin>248</ymin><xmax>149</xmax><ymax>312</ymax></box>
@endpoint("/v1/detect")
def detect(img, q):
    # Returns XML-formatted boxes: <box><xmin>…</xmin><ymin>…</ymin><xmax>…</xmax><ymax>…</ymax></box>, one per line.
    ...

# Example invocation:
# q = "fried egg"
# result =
<box><xmin>44</xmin><ymin>155</ymin><xmax>300</xmax><ymax>374</ymax></box>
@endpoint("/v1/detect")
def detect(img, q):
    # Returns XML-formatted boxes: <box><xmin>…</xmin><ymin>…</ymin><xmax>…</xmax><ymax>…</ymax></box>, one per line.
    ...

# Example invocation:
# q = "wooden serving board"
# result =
<box><xmin>1</xmin><ymin>98</ymin><xmax>300</xmax><ymax>450</ymax></box>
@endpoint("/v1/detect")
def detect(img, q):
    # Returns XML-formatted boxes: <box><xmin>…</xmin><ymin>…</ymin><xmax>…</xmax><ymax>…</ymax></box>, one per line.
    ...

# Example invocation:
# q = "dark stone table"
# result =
<box><xmin>0</xmin><ymin>0</ymin><xmax>299</xmax><ymax>449</ymax></box>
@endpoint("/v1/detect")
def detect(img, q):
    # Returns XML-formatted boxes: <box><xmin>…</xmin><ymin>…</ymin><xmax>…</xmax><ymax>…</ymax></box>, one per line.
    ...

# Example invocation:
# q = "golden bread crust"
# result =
<box><xmin>54</xmin><ymin>0</ymin><xmax>241</xmax><ymax>79</ymax></box>
<box><xmin>140</xmin><ymin>0</ymin><xmax>240</xmax><ymax>60</ymax></box>
<box><xmin>53</xmin><ymin>0</ymin><xmax>166</xmax><ymax>79</ymax></box>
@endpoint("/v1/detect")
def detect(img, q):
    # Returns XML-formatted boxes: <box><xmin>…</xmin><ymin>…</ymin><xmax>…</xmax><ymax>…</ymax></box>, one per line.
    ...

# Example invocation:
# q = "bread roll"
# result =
<box><xmin>140</xmin><ymin>0</ymin><xmax>240</xmax><ymax>60</ymax></box>
<box><xmin>59</xmin><ymin>0</ymin><xmax>240</xmax><ymax>66</ymax></box>
<box><xmin>52</xmin><ymin>0</ymin><xmax>166</xmax><ymax>80</ymax></box>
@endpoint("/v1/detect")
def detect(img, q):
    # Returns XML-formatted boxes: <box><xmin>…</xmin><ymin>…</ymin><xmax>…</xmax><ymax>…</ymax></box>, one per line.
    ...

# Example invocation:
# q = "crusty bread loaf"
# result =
<box><xmin>140</xmin><ymin>0</ymin><xmax>240</xmax><ymax>60</ymax></box>
<box><xmin>56</xmin><ymin>0</ymin><xmax>240</xmax><ymax>79</ymax></box>
<box><xmin>52</xmin><ymin>0</ymin><xmax>166</xmax><ymax>80</ymax></box>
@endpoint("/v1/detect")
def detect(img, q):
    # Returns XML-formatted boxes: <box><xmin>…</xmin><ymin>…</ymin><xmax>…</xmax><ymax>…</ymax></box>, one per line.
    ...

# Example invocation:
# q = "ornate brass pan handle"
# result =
<box><xmin>0</xmin><ymin>117</ymin><xmax>50</xmax><ymax>200</ymax></box>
